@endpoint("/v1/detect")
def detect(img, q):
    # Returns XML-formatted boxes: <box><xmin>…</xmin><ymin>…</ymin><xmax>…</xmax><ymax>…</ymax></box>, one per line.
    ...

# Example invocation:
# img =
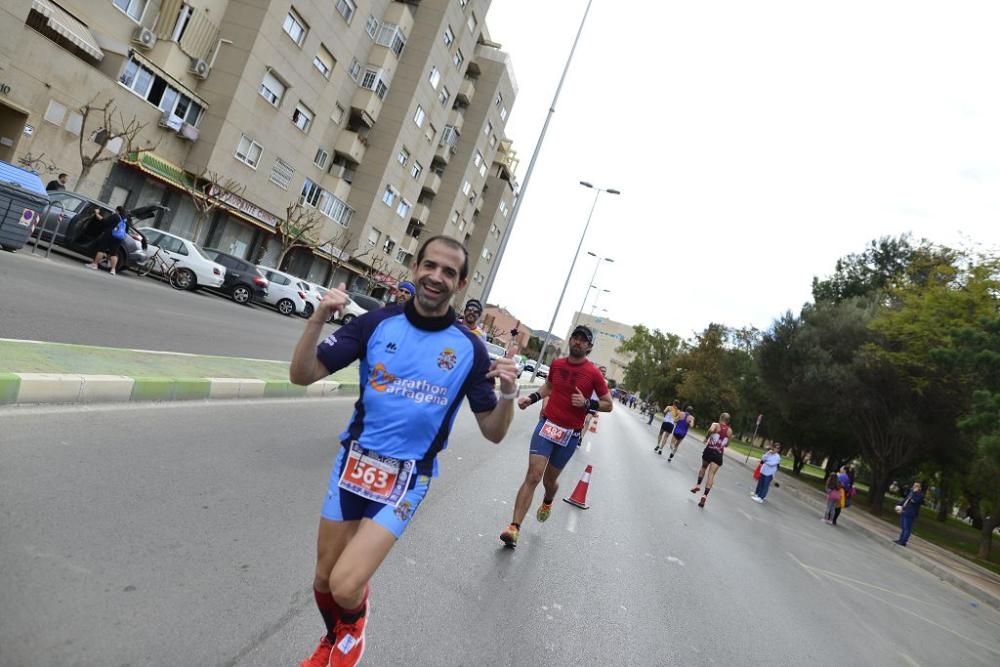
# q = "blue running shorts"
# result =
<box><xmin>528</xmin><ymin>419</ymin><xmax>582</xmax><ymax>470</ymax></box>
<box><xmin>321</xmin><ymin>447</ymin><xmax>431</xmax><ymax>539</ymax></box>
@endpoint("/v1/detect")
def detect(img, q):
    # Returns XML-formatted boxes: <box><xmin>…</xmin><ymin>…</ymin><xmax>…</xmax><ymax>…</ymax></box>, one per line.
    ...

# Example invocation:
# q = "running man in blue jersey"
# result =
<box><xmin>290</xmin><ymin>236</ymin><xmax>519</xmax><ymax>667</ymax></box>
<box><xmin>667</xmin><ymin>406</ymin><xmax>695</xmax><ymax>462</ymax></box>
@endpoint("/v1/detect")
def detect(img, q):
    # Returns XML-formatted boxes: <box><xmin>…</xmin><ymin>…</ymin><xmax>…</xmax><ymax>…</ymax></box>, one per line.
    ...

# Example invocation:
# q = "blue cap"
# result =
<box><xmin>398</xmin><ymin>281</ymin><xmax>416</xmax><ymax>295</ymax></box>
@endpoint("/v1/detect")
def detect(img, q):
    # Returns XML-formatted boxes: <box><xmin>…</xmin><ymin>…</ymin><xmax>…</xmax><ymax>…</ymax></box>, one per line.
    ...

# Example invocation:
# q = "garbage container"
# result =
<box><xmin>0</xmin><ymin>160</ymin><xmax>49</xmax><ymax>252</ymax></box>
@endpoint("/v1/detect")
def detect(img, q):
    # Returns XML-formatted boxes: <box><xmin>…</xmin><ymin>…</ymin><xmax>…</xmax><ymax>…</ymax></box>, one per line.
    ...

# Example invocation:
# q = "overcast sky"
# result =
<box><xmin>483</xmin><ymin>0</ymin><xmax>1000</xmax><ymax>341</ymax></box>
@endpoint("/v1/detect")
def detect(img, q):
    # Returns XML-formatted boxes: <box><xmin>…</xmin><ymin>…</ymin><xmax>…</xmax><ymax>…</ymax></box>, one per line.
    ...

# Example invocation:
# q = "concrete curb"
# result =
<box><xmin>0</xmin><ymin>372</ymin><xmax>358</xmax><ymax>406</ymax></box>
<box><xmin>722</xmin><ymin>446</ymin><xmax>1000</xmax><ymax>611</ymax></box>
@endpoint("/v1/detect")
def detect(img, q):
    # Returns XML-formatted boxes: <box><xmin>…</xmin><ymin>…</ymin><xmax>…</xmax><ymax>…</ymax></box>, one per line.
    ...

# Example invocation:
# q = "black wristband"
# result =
<box><xmin>529</xmin><ymin>392</ymin><xmax>542</xmax><ymax>404</ymax></box>
<box><xmin>589</xmin><ymin>399</ymin><xmax>600</xmax><ymax>411</ymax></box>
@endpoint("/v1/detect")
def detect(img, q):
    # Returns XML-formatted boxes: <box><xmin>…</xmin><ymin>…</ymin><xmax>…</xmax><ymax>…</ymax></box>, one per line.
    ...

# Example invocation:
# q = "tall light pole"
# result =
<box><xmin>480</xmin><ymin>0</ymin><xmax>597</xmax><ymax>304</ymax></box>
<box><xmin>572</xmin><ymin>251</ymin><xmax>614</xmax><ymax>330</ymax></box>
<box><xmin>589</xmin><ymin>288</ymin><xmax>611</xmax><ymax>316</ymax></box>
<box><xmin>532</xmin><ymin>181</ymin><xmax>621</xmax><ymax>380</ymax></box>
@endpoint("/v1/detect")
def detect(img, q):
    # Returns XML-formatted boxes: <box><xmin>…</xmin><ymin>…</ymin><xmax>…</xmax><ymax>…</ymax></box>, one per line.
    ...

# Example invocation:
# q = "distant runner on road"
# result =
<box><xmin>667</xmin><ymin>405</ymin><xmax>695</xmax><ymax>462</ymax></box>
<box><xmin>500</xmin><ymin>325</ymin><xmax>612</xmax><ymax>548</ymax></box>
<box><xmin>289</xmin><ymin>236</ymin><xmax>519</xmax><ymax>667</ymax></box>
<box><xmin>691</xmin><ymin>412</ymin><xmax>731</xmax><ymax>508</ymax></box>
<box><xmin>654</xmin><ymin>400</ymin><xmax>680</xmax><ymax>455</ymax></box>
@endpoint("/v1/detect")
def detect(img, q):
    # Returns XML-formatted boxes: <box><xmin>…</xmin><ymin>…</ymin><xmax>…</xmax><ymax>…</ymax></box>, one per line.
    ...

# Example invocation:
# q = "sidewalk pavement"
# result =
<box><xmin>0</xmin><ymin>338</ymin><xmax>542</xmax><ymax>407</ymax></box>
<box><xmin>721</xmin><ymin>442</ymin><xmax>1000</xmax><ymax>611</ymax></box>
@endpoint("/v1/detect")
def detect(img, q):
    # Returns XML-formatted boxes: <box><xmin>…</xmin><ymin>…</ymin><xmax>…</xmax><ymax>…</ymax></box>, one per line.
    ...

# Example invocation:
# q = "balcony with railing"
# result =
<box><xmin>456</xmin><ymin>78</ymin><xmax>475</xmax><ymax>106</ymax></box>
<box><xmin>410</xmin><ymin>203</ymin><xmax>430</xmax><ymax>226</ymax></box>
<box><xmin>422</xmin><ymin>171</ymin><xmax>442</xmax><ymax>196</ymax></box>
<box><xmin>333</xmin><ymin>130</ymin><xmax>367</xmax><ymax>165</ymax></box>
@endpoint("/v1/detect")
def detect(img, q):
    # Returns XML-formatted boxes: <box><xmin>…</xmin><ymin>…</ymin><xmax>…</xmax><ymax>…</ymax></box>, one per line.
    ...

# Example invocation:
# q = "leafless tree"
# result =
<box><xmin>17</xmin><ymin>152</ymin><xmax>63</xmax><ymax>176</ymax></box>
<box><xmin>275</xmin><ymin>203</ymin><xmax>325</xmax><ymax>267</ymax></box>
<box><xmin>76</xmin><ymin>98</ymin><xmax>157</xmax><ymax>188</ymax></box>
<box><xmin>184</xmin><ymin>169</ymin><xmax>247</xmax><ymax>244</ymax></box>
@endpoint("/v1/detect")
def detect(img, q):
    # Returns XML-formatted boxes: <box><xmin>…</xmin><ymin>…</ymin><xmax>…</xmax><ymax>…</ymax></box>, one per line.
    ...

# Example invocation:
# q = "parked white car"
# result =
<box><xmin>256</xmin><ymin>266</ymin><xmax>309</xmax><ymax>316</ymax></box>
<box><xmin>136</xmin><ymin>227</ymin><xmax>226</xmax><ymax>290</ymax></box>
<box><xmin>300</xmin><ymin>281</ymin><xmax>326</xmax><ymax>319</ymax></box>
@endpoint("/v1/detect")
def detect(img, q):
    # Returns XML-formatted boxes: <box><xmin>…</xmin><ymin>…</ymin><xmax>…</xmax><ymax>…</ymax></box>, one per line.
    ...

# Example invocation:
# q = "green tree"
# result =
<box><xmin>617</xmin><ymin>325</ymin><xmax>684</xmax><ymax>406</ymax></box>
<box><xmin>811</xmin><ymin>235</ymin><xmax>915</xmax><ymax>304</ymax></box>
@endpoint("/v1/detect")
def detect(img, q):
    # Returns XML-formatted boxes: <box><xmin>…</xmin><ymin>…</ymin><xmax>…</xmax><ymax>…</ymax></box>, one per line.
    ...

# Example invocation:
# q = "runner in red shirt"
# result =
<box><xmin>691</xmin><ymin>412</ymin><xmax>732</xmax><ymax>508</ymax></box>
<box><xmin>500</xmin><ymin>326</ymin><xmax>613</xmax><ymax>547</ymax></box>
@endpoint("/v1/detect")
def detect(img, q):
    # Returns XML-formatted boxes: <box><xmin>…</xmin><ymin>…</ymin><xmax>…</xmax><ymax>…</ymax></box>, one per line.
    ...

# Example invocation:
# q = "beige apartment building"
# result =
<box><xmin>568</xmin><ymin>312</ymin><xmax>636</xmax><ymax>384</ymax></box>
<box><xmin>0</xmin><ymin>0</ymin><xmax>517</xmax><ymax>294</ymax></box>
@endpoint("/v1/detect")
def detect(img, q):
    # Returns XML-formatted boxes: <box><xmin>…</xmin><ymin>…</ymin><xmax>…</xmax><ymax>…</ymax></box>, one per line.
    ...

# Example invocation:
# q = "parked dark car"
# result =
<box><xmin>32</xmin><ymin>190</ymin><xmax>166</xmax><ymax>271</ymax></box>
<box><xmin>348</xmin><ymin>291</ymin><xmax>385</xmax><ymax>312</ymax></box>
<box><xmin>200</xmin><ymin>248</ymin><xmax>269</xmax><ymax>304</ymax></box>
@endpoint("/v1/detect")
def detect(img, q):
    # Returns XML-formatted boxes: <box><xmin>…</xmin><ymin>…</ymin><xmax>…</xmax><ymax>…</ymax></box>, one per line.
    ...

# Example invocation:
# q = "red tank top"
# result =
<box><xmin>707</xmin><ymin>424</ymin><xmax>730</xmax><ymax>452</ymax></box>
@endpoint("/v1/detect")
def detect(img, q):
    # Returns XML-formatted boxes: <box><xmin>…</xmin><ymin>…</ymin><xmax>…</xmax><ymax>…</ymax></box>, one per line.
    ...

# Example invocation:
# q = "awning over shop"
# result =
<box><xmin>30</xmin><ymin>0</ymin><xmax>104</xmax><ymax>62</ymax></box>
<box><xmin>123</xmin><ymin>151</ymin><xmax>194</xmax><ymax>189</ymax></box>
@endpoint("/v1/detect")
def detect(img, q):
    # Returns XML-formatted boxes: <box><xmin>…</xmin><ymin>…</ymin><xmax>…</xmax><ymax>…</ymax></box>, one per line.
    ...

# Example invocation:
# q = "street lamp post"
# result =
<box><xmin>480</xmin><ymin>0</ymin><xmax>597</xmax><ymax>304</ymax></box>
<box><xmin>589</xmin><ymin>288</ymin><xmax>611</xmax><ymax>316</ymax></box>
<box><xmin>532</xmin><ymin>181</ymin><xmax>621</xmax><ymax>381</ymax></box>
<box><xmin>572</xmin><ymin>252</ymin><xmax>613</xmax><ymax>330</ymax></box>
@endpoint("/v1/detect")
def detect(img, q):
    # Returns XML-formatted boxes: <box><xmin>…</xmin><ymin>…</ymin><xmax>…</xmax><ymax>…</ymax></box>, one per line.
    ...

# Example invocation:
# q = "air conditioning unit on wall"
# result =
<box><xmin>158</xmin><ymin>112</ymin><xmax>183</xmax><ymax>131</ymax></box>
<box><xmin>189</xmin><ymin>58</ymin><xmax>210</xmax><ymax>79</ymax></box>
<box><xmin>132</xmin><ymin>27</ymin><xmax>157</xmax><ymax>50</ymax></box>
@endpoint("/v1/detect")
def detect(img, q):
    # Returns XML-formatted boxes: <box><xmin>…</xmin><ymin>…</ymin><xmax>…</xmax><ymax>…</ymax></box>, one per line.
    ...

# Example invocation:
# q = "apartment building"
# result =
<box><xmin>0</xmin><ymin>0</ymin><xmax>517</xmax><ymax>293</ymax></box>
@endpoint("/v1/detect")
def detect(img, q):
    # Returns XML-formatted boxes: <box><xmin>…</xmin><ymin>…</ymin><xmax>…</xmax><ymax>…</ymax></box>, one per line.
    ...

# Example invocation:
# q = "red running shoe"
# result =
<box><xmin>330</xmin><ymin>608</ymin><xmax>368</xmax><ymax>667</ymax></box>
<box><xmin>300</xmin><ymin>636</ymin><xmax>334</xmax><ymax>667</ymax></box>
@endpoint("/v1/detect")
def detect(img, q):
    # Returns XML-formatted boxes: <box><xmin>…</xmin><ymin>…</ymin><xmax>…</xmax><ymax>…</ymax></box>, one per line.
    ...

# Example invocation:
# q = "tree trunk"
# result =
<box><xmin>978</xmin><ymin>488</ymin><xmax>1000</xmax><ymax>560</ymax></box>
<box><xmin>966</xmin><ymin>494</ymin><xmax>984</xmax><ymax>530</ymax></box>
<box><xmin>935</xmin><ymin>476</ymin><xmax>951</xmax><ymax>522</ymax></box>
<box><xmin>791</xmin><ymin>447</ymin><xmax>806</xmax><ymax>475</ymax></box>
<box><xmin>867</xmin><ymin>463</ymin><xmax>889</xmax><ymax>516</ymax></box>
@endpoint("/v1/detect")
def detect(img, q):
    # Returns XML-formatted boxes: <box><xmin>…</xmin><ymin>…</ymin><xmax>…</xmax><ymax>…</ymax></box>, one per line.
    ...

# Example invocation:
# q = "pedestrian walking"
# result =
<box><xmin>646</xmin><ymin>402</ymin><xmax>658</xmax><ymax>425</ymax></box>
<box><xmin>289</xmin><ymin>235</ymin><xmax>520</xmax><ymax>667</ymax></box>
<box><xmin>894</xmin><ymin>481</ymin><xmax>925</xmax><ymax>546</ymax></box>
<box><xmin>84</xmin><ymin>206</ymin><xmax>127</xmax><ymax>276</ymax></box>
<box><xmin>833</xmin><ymin>466</ymin><xmax>854</xmax><ymax>523</ymax></box>
<box><xmin>824</xmin><ymin>473</ymin><xmax>842</xmax><ymax>524</ymax></box>
<box><xmin>45</xmin><ymin>173</ymin><xmax>67</xmax><ymax>192</ymax></box>
<box><xmin>751</xmin><ymin>443</ymin><xmax>781</xmax><ymax>502</ymax></box>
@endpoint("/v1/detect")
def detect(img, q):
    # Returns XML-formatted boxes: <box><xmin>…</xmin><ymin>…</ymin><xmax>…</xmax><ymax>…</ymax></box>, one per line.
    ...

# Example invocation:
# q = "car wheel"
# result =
<box><xmin>232</xmin><ymin>284</ymin><xmax>252</xmax><ymax>304</ymax></box>
<box><xmin>277</xmin><ymin>298</ymin><xmax>296</xmax><ymax>316</ymax></box>
<box><xmin>303</xmin><ymin>303</ymin><xmax>314</xmax><ymax>318</ymax></box>
<box><xmin>341</xmin><ymin>313</ymin><xmax>355</xmax><ymax>325</ymax></box>
<box><xmin>170</xmin><ymin>268</ymin><xmax>196</xmax><ymax>291</ymax></box>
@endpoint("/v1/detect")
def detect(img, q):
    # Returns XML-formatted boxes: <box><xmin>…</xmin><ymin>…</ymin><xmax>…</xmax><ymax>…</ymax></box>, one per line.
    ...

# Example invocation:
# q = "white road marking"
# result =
<box><xmin>666</xmin><ymin>555</ymin><xmax>685</xmax><ymax>567</ymax></box>
<box><xmin>786</xmin><ymin>551</ymin><xmax>822</xmax><ymax>581</ymax></box>
<box><xmin>566</xmin><ymin>511</ymin><xmax>578</xmax><ymax>533</ymax></box>
<box><xmin>737</xmin><ymin>508</ymin><xmax>754</xmax><ymax>521</ymax></box>
<box><xmin>585</xmin><ymin>441</ymin><xmax>592</xmax><ymax>453</ymax></box>
<box><xmin>898</xmin><ymin>653</ymin><xmax>921</xmax><ymax>667</ymax></box>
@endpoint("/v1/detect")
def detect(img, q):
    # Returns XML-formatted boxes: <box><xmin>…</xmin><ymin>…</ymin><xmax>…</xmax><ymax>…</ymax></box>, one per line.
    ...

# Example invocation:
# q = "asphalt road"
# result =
<box><xmin>0</xmin><ymin>247</ymin><xmax>331</xmax><ymax>359</ymax></box>
<box><xmin>2</xmin><ymin>400</ymin><xmax>999</xmax><ymax>667</ymax></box>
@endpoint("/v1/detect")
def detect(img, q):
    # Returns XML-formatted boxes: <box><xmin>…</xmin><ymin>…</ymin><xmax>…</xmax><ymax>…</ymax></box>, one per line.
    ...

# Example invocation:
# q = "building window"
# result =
<box><xmin>382</xmin><ymin>185</ymin><xmax>398</xmax><ymax>207</ymax></box>
<box><xmin>314</xmin><ymin>148</ymin><xmax>330</xmax><ymax>169</ymax></box>
<box><xmin>489</xmin><ymin>134</ymin><xmax>498</xmax><ymax>148</ymax></box>
<box><xmin>259</xmin><ymin>70</ymin><xmax>286</xmax><ymax>106</ymax></box>
<box><xmin>383</xmin><ymin>238</ymin><xmax>396</xmax><ymax>255</ymax></box>
<box><xmin>348</xmin><ymin>58</ymin><xmax>362</xmax><ymax>82</ymax></box>
<box><xmin>313</xmin><ymin>45</ymin><xmax>335</xmax><ymax>78</ymax></box>
<box><xmin>292</xmin><ymin>102</ymin><xmax>314</xmax><ymax>132</ymax></box>
<box><xmin>65</xmin><ymin>112</ymin><xmax>83</xmax><ymax>135</ymax></box>
<box><xmin>368</xmin><ymin>228</ymin><xmax>381</xmax><ymax>246</ymax></box>
<box><xmin>396</xmin><ymin>249</ymin><xmax>413</xmax><ymax>265</ymax></box>
<box><xmin>440</xmin><ymin>125</ymin><xmax>459</xmax><ymax>146</ymax></box>
<box><xmin>301</xmin><ymin>178</ymin><xmax>322</xmax><ymax>207</ymax></box>
<box><xmin>453</xmin><ymin>49</ymin><xmax>464</xmax><ymax>69</ymax></box>
<box><xmin>333</xmin><ymin>103</ymin><xmax>346</xmax><ymax>125</ymax></box>
<box><xmin>302</xmin><ymin>179</ymin><xmax>354</xmax><ymax>226</ymax></box>
<box><xmin>336</xmin><ymin>0</ymin><xmax>356</xmax><ymax>23</ymax></box>
<box><xmin>443</xmin><ymin>25</ymin><xmax>455</xmax><ymax>47</ymax></box>
<box><xmin>397</xmin><ymin>147</ymin><xmax>409</xmax><ymax>166</ymax></box>
<box><xmin>438</xmin><ymin>86</ymin><xmax>450</xmax><ymax>107</ymax></box>
<box><xmin>500</xmin><ymin>106</ymin><xmax>508</xmax><ymax>121</ymax></box>
<box><xmin>428</xmin><ymin>66</ymin><xmax>441</xmax><ymax>89</ymax></box>
<box><xmin>396</xmin><ymin>199</ymin><xmax>411</xmax><ymax>218</ymax></box>
<box><xmin>482</xmin><ymin>247</ymin><xmax>493</xmax><ymax>261</ymax></box>
<box><xmin>425</xmin><ymin>122</ymin><xmax>437</xmax><ymax>144</ymax></box>
<box><xmin>479</xmin><ymin>162</ymin><xmax>488</xmax><ymax>178</ymax></box>
<box><xmin>491</xmin><ymin>223</ymin><xmax>500</xmax><ymax>237</ymax></box>
<box><xmin>499</xmin><ymin>200</ymin><xmax>509</xmax><ymax>217</ymax></box>
<box><xmin>119</xmin><ymin>57</ymin><xmax>204</xmax><ymax>126</ymax></box>
<box><xmin>361</xmin><ymin>68</ymin><xmax>390</xmax><ymax>100</ymax></box>
<box><xmin>484</xmin><ymin>120</ymin><xmax>493</xmax><ymax>137</ymax></box>
<box><xmin>458</xmin><ymin>217</ymin><xmax>466</xmax><ymax>231</ymax></box>
<box><xmin>113</xmin><ymin>0</ymin><xmax>147</xmax><ymax>21</ymax></box>
<box><xmin>44</xmin><ymin>100</ymin><xmax>67</xmax><ymax>125</ymax></box>
<box><xmin>235</xmin><ymin>134</ymin><xmax>263</xmax><ymax>169</ymax></box>
<box><xmin>269</xmin><ymin>158</ymin><xmax>296</xmax><ymax>189</ymax></box>
<box><xmin>450</xmin><ymin>211</ymin><xmax>460</xmax><ymax>225</ymax></box>
<box><xmin>467</xmin><ymin>12</ymin><xmax>477</xmax><ymax>34</ymax></box>
<box><xmin>376</xmin><ymin>23</ymin><xmax>407</xmax><ymax>57</ymax></box>
<box><xmin>365</xmin><ymin>14</ymin><xmax>378</xmax><ymax>39</ymax></box>
<box><xmin>283</xmin><ymin>8</ymin><xmax>308</xmax><ymax>46</ymax></box>
<box><xmin>473</xmin><ymin>150</ymin><xmax>483</xmax><ymax>168</ymax></box>
<box><xmin>413</xmin><ymin>105</ymin><xmax>426</xmax><ymax>127</ymax></box>
<box><xmin>461</xmin><ymin>180</ymin><xmax>472</xmax><ymax>196</ymax></box>
<box><xmin>410</xmin><ymin>161</ymin><xmax>423</xmax><ymax>180</ymax></box>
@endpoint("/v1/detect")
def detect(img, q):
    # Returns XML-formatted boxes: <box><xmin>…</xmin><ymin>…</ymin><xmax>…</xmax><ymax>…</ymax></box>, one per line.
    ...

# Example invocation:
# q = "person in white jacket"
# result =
<box><xmin>752</xmin><ymin>444</ymin><xmax>782</xmax><ymax>502</ymax></box>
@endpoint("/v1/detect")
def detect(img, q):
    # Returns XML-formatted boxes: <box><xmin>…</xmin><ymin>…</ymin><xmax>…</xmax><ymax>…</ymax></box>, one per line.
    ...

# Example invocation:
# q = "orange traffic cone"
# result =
<box><xmin>563</xmin><ymin>464</ymin><xmax>593</xmax><ymax>509</ymax></box>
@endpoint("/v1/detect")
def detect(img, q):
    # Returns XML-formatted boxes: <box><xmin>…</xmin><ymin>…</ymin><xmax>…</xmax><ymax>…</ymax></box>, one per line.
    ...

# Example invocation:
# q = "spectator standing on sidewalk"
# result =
<box><xmin>84</xmin><ymin>206</ymin><xmax>127</xmax><ymax>276</ymax></box>
<box><xmin>894</xmin><ymin>481</ymin><xmax>925</xmax><ymax>546</ymax></box>
<box><xmin>751</xmin><ymin>443</ymin><xmax>781</xmax><ymax>503</ymax></box>
<box><xmin>824</xmin><ymin>473</ymin><xmax>842</xmax><ymax>524</ymax></box>
<box><xmin>832</xmin><ymin>466</ymin><xmax>853</xmax><ymax>524</ymax></box>
<box><xmin>46</xmin><ymin>173</ymin><xmax>68</xmax><ymax>191</ymax></box>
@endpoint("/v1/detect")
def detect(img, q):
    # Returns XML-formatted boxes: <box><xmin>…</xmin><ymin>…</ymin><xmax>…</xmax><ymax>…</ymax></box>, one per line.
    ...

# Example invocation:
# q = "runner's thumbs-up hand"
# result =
<box><xmin>571</xmin><ymin>387</ymin><xmax>588</xmax><ymax>408</ymax></box>
<box><xmin>313</xmin><ymin>282</ymin><xmax>349</xmax><ymax>324</ymax></box>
